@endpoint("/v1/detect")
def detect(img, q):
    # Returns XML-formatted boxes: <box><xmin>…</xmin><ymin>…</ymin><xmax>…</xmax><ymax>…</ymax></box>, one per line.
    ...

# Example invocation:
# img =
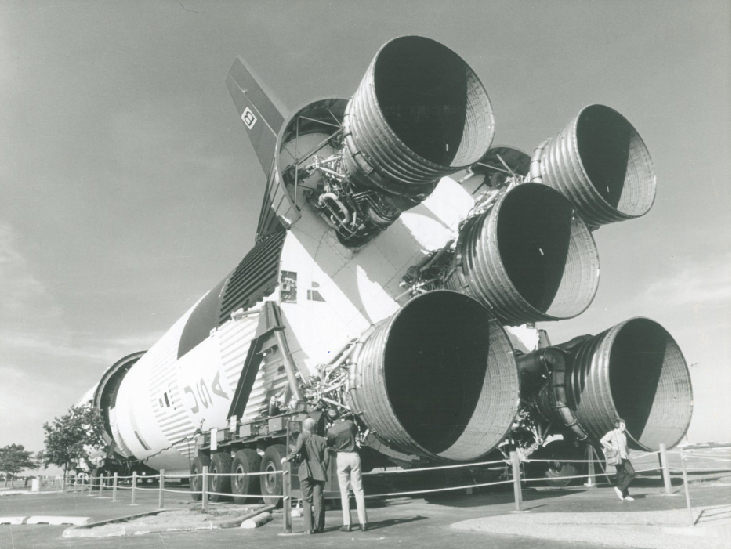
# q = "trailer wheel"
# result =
<box><xmin>545</xmin><ymin>461</ymin><xmax>581</xmax><ymax>487</ymax></box>
<box><xmin>260</xmin><ymin>444</ymin><xmax>286</xmax><ymax>506</ymax></box>
<box><xmin>231</xmin><ymin>449</ymin><xmax>261</xmax><ymax>504</ymax></box>
<box><xmin>190</xmin><ymin>455</ymin><xmax>210</xmax><ymax>502</ymax></box>
<box><xmin>209</xmin><ymin>453</ymin><xmax>233</xmax><ymax>502</ymax></box>
<box><xmin>91</xmin><ymin>467</ymin><xmax>112</xmax><ymax>490</ymax></box>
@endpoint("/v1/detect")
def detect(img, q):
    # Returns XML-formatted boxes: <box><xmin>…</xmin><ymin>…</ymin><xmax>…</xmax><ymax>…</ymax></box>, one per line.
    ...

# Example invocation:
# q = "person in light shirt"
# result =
<box><xmin>601</xmin><ymin>419</ymin><xmax>636</xmax><ymax>502</ymax></box>
<box><xmin>326</xmin><ymin>408</ymin><xmax>368</xmax><ymax>532</ymax></box>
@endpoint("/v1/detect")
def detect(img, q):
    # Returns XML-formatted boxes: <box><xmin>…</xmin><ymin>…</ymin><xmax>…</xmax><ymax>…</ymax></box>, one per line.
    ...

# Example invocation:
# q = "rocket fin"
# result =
<box><xmin>226</xmin><ymin>57</ymin><xmax>287</xmax><ymax>178</ymax></box>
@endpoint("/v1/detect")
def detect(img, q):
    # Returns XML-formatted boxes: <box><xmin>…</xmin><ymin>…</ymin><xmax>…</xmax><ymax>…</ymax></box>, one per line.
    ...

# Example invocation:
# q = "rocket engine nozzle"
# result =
<box><xmin>532</xmin><ymin>318</ymin><xmax>693</xmax><ymax>451</ymax></box>
<box><xmin>276</xmin><ymin>36</ymin><xmax>494</xmax><ymax>245</ymax></box>
<box><xmin>445</xmin><ymin>183</ymin><xmax>600</xmax><ymax>325</ymax></box>
<box><xmin>347</xmin><ymin>291</ymin><xmax>519</xmax><ymax>462</ymax></box>
<box><xmin>530</xmin><ymin>104</ymin><xmax>656</xmax><ymax>229</ymax></box>
<box><xmin>342</xmin><ymin>35</ymin><xmax>495</xmax><ymax>198</ymax></box>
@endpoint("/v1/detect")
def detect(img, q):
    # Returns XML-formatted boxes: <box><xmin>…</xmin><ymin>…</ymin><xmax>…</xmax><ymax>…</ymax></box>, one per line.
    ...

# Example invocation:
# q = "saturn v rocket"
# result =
<box><xmin>80</xmin><ymin>36</ymin><xmax>693</xmax><ymax>478</ymax></box>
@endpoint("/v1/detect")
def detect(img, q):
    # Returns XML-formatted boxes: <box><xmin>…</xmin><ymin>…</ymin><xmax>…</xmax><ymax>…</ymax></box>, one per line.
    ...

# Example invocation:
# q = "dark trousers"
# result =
<box><xmin>300</xmin><ymin>478</ymin><xmax>325</xmax><ymax>533</ymax></box>
<box><xmin>616</xmin><ymin>459</ymin><xmax>635</xmax><ymax>497</ymax></box>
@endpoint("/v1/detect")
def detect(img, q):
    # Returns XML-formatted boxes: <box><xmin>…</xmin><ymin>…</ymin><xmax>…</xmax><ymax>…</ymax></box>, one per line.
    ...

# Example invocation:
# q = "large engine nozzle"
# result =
<box><xmin>534</xmin><ymin>318</ymin><xmax>693</xmax><ymax>451</ymax></box>
<box><xmin>445</xmin><ymin>183</ymin><xmax>600</xmax><ymax>325</ymax></box>
<box><xmin>532</xmin><ymin>104</ymin><xmax>656</xmax><ymax>229</ymax></box>
<box><xmin>347</xmin><ymin>291</ymin><xmax>519</xmax><ymax>462</ymax></box>
<box><xmin>343</xmin><ymin>35</ymin><xmax>495</xmax><ymax>197</ymax></box>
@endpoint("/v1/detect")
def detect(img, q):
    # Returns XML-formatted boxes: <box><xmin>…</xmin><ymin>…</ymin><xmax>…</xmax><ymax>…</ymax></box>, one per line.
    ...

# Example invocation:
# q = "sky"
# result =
<box><xmin>1</xmin><ymin>0</ymin><xmax>729</xmax><ymax>455</ymax></box>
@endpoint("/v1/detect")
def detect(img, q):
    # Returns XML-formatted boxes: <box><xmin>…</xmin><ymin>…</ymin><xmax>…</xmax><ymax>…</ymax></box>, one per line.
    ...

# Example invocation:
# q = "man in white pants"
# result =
<box><xmin>326</xmin><ymin>409</ymin><xmax>368</xmax><ymax>532</ymax></box>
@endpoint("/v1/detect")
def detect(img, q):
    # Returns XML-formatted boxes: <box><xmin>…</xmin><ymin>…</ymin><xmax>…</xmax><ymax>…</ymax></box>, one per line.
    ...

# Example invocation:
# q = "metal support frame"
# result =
<box><xmin>274</xmin><ymin>329</ymin><xmax>304</xmax><ymax>403</ymax></box>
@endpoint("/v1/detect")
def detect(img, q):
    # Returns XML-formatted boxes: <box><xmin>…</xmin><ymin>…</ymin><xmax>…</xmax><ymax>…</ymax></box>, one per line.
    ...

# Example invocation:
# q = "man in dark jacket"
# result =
<box><xmin>284</xmin><ymin>417</ymin><xmax>330</xmax><ymax>534</ymax></box>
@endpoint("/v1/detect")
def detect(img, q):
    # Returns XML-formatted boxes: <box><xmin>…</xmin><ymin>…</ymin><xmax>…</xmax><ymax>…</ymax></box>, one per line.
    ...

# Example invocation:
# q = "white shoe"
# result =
<box><xmin>614</xmin><ymin>487</ymin><xmax>623</xmax><ymax>501</ymax></box>
<box><xmin>624</xmin><ymin>496</ymin><xmax>634</xmax><ymax>502</ymax></box>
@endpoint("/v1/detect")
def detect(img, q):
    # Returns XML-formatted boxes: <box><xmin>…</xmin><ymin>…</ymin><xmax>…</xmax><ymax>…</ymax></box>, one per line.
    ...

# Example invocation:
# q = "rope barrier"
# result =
<box><xmin>207</xmin><ymin>489</ymin><xmax>283</xmax><ymax>499</ymax></box>
<box><xmin>523</xmin><ymin>458</ymin><xmax>606</xmax><ymax>464</ymax></box>
<box><xmin>519</xmin><ymin>464</ymin><xmax>660</xmax><ymax>485</ymax></box>
<box><xmin>631</xmin><ymin>451</ymin><xmax>661</xmax><ymax>459</ymax></box>
<box><xmin>362</xmin><ymin>459</ymin><xmax>506</xmax><ymax>475</ymax></box>
<box><xmin>75</xmin><ymin>443</ymin><xmax>726</xmax><ymax>510</ymax></box>
<box><xmin>190</xmin><ymin>470</ymin><xmax>284</xmax><ymax>477</ymax></box>
<box><xmin>671</xmin><ymin>467</ymin><xmax>731</xmax><ymax>473</ymax></box>
<box><xmin>363</xmin><ymin>478</ymin><xmax>515</xmax><ymax>499</ymax></box>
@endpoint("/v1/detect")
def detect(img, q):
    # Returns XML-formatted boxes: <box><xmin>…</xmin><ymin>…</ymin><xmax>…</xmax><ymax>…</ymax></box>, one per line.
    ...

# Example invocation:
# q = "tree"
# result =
<box><xmin>42</xmin><ymin>405</ymin><xmax>107</xmax><ymax>480</ymax></box>
<box><xmin>0</xmin><ymin>444</ymin><xmax>35</xmax><ymax>487</ymax></box>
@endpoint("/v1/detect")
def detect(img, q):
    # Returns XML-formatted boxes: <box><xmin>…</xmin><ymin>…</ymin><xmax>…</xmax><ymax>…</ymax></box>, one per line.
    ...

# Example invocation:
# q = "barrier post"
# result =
<box><xmin>510</xmin><ymin>451</ymin><xmax>523</xmax><ymax>512</ymax></box>
<box><xmin>201</xmin><ymin>466</ymin><xmax>208</xmax><ymax>513</ymax></box>
<box><xmin>87</xmin><ymin>474</ymin><xmax>94</xmax><ymax>496</ymax></box>
<box><xmin>680</xmin><ymin>449</ymin><xmax>693</xmax><ymax>525</ymax></box>
<box><xmin>131</xmin><ymin>472</ymin><xmax>137</xmax><ymax>505</ymax></box>
<box><xmin>283</xmin><ymin>460</ymin><xmax>292</xmax><ymax>533</ymax></box>
<box><xmin>659</xmin><ymin>443</ymin><xmax>673</xmax><ymax>495</ymax></box>
<box><xmin>99</xmin><ymin>474</ymin><xmax>105</xmax><ymax>497</ymax></box>
<box><xmin>158</xmin><ymin>469</ymin><xmax>165</xmax><ymax>509</ymax></box>
<box><xmin>112</xmin><ymin>472</ymin><xmax>118</xmax><ymax>502</ymax></box>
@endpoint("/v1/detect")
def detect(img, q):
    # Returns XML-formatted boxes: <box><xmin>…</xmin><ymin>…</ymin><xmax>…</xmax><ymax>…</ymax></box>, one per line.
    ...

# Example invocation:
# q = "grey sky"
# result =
<box><xmin>1</xmin><ymin>0</ymin><xmax>729</xmax><ymax>451</ymax></box>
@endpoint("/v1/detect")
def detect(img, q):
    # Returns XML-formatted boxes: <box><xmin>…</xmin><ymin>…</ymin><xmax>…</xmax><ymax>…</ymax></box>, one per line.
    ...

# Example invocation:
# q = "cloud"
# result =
<box><xmin>0</xmin><ymin>222</ymin><xmax>60</xmax><ymax>318</ymax></box>
<box><xmin>0</xmin><ymin>364</ymin><xmax>27</xmax><ymax>382</ymax></box>
<box><xmin>639</xmin><ymin>254</ymin><xmax>731</xmax><ymax>309</ymax></box>
<box><xmin>0</xmin><ymin>331</ymin><xmax>161</xmax><ymax>365</ymax></box>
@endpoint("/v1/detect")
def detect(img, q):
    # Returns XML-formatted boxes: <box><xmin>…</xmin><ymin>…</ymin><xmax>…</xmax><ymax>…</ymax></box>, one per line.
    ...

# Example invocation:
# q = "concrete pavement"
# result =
<box><xmin>0</xmin><ymin>480</ymin><xmax>729</xmax><ymax>548</ymax></box>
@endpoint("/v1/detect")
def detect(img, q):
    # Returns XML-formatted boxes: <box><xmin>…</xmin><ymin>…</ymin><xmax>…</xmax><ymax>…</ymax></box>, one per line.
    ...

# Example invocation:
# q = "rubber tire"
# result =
<box><xmin>259</xmin><ymin>444</ymin><xmax>286</xmax><ymax>507</ymax></box>
<box><xmin>91</xmin><ymin>467</ymin><xmax>112</xmax><ymax>491</ymax></box>
<box><xmin>231</xmin><ymin>449</ymin><xmax>261</xmax><ymax>504</ymax></box>
<box><xmin>190</xmin><ymin>455</ymin><xmax>210</xmax><ymax>502</ymax></box>
<box><xmin>90</xmin><ymin>468</ymin><xmax>102</xmax><ymax>491</ymax></box>
<box><xmin>545</xmin><ymin>461</ymin><xmax>581</xmax><ymax>487</ymax></box>
<box><xmin>209</xmin><ymin>452</ymin><xmax>233</xmax><ymax>502</ymax></box>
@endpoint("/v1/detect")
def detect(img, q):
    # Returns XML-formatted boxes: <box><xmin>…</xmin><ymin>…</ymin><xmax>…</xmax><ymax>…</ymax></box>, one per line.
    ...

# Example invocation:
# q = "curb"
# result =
<box><xmin>62</xmin><ymin>505</ymin><xmax>276</xmax><ymax>538</ymax></box>
<box><xmin>0</xmin><ymin>490</ymin><xmax>64</xmax><ymax>497</ymax></box>
<box><xmin>0</xmin><ymin>517</ymin><xmax>27</xmax><ymax>525</ymax></box>
<box><xmin>1</xmin><ymin>516</ymin><xmax>89</xmax><ymax>526</ymax></box>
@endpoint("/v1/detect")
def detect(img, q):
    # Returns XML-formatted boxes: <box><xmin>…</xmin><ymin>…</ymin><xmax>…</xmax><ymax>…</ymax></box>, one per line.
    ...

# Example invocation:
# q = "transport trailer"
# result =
<box><xmin>190</xmin><ymin>410</ymin><xmax>349</xmax><ymax>504</ymax></box>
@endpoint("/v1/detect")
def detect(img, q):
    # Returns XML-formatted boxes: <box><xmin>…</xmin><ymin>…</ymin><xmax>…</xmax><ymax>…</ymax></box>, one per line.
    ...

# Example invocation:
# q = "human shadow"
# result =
<box><xmin>319</xmin><ymin>515</ymin><xmax>427</xmax><ymax>534</ymax></box>
<box><xmin>422</xmin><ymin>485</ymin><xmax>580</xmax><ymax>508</ymax></box>
<box><xmin>366</xmin><ymin>515</ymin><xmax>428</xmax><ymax>530</ymax></box>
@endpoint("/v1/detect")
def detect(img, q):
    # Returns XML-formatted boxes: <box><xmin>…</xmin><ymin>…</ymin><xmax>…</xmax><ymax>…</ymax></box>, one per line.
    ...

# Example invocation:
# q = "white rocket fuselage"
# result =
<box><xmin>109</xmin><ymin>176</ymin><xmax>484</xmax><ymax>475</ymax></box>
